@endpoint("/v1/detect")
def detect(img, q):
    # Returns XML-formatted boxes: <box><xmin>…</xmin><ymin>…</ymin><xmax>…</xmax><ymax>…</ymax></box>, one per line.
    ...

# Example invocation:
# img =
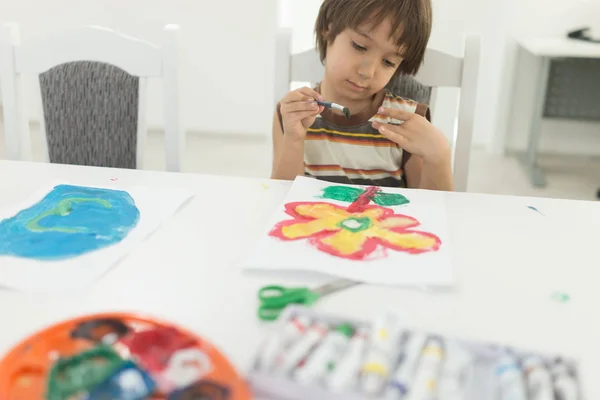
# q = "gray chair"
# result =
<box><xmin>39</xmin><ymin>61</ymin><xmax>139</xmax><ymax>169</ymax></box>
<box><xmin>0</xmin><ymin>24</ymin><xmax>183</xmax><ymax>171</ymax></box>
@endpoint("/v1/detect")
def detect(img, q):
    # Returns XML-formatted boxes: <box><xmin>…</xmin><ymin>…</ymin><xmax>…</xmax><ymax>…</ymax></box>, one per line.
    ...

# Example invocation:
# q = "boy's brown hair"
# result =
<box><xmin>314</xmin><ymin>0</ymin><xmax>432</xmax><ymax>76</ymax></box>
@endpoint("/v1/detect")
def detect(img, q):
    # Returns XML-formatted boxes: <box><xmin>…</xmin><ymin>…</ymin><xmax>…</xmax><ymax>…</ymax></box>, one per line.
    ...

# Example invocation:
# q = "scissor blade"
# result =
<box><xmin>314</xmin><ymin>279</ymin><xmax>360</xmax><ymax>296</ymax></box>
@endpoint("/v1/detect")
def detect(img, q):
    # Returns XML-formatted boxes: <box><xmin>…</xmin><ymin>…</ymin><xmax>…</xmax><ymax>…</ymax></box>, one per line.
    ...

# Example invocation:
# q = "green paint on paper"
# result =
<box><xmin>26</xmin><ymin>198</ymin><xmax>111</xmax><ymax>233</ymax></box>
<box><xmin>320</xmin><ymin>186</ymin><xmax>363</xmax><ymax>202</ymax></box>
<box><xmin>373</xmin><ymin>192</ymin><xmax>409</xmax><ymax>206</ymax></box>
<box><xmin>338</xmin><ymin>217</ymin><xmax>373</xmax><ymax>232</ymax></box>
<box><xmin>551</xmin><ymin>292</ymin><xmax>571</xmax><ymax>303</ymax></box>
<box><xmin>321</xmin><ymin>185</ymin><xmax>410</xmax><ymax>207</ymax></box>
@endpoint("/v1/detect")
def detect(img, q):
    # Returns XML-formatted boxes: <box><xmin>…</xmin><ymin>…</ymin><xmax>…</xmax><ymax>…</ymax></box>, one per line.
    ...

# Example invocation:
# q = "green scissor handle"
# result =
<box><xmin>257</xmin><ymin>285</ymin><xmax>320</xmax><ymax>321</ymax></box>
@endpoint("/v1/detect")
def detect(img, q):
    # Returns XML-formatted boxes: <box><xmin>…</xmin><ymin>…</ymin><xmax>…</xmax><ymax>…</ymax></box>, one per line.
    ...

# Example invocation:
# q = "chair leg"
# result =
<box><xmin>597</xmin><ymin>188</ymin><xmax>600</xmax><ymax>200</ymax></box>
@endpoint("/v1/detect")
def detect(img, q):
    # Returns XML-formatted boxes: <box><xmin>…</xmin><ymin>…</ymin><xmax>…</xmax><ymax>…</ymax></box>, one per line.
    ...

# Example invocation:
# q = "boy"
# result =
<box><xmin>271</xmin><ymin>0</ymin><xmax>453</xmax><ymax>191</ymax></box>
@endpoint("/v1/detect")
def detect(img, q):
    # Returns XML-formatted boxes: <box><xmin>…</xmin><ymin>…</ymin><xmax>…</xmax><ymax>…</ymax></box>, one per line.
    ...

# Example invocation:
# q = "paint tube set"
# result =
<box><xmin>247</xmin><ymin>306</ymin><xmax>583</xmax><ymax>400</ymax></box>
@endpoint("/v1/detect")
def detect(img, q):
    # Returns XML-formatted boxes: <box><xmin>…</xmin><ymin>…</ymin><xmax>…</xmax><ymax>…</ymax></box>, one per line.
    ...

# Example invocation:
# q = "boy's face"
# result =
<box><xmin>324</xmin><ymin>18</ymin><xmax>403</xmax><ymax>101</ymax></box>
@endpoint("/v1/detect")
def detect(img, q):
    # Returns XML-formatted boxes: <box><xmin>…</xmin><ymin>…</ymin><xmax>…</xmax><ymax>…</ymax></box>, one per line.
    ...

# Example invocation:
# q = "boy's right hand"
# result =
<box><xmin>280</xmin><ymin>87</ymin><xmax>325</xmax><ymax>141</ymax></box>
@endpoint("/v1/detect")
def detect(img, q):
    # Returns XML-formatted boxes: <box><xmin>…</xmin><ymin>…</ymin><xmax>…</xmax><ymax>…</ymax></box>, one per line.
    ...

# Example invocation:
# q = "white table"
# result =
<box><xmin>0</xmin><ymin>160</ymin><xmax>599</xmax><ymax>398</ymax></box>
<box><xmin>515</xmin><ymin>37</ymin><xmax>600</xmax><ymax>187</ymax></box>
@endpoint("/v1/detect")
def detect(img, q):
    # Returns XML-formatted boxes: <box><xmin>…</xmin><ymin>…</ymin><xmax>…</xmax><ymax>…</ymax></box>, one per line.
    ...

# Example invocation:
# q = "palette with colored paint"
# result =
<box><xmin>0</xmin><ymin>313</ymin><xmax>251</xmax><ymax>399</ymax></box>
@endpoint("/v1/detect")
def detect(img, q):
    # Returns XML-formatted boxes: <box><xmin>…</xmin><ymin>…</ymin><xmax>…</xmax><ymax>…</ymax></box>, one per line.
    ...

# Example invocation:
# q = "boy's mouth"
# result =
<box><xmin>347</xmin><ymin>80</ymin><xmax>367</xmax><ymax>91</ymax></box>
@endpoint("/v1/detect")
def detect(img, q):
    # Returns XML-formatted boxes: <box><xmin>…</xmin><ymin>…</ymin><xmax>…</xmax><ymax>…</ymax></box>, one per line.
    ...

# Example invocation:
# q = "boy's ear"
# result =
<box><xmin>322</xmin><ymin>23</ymin><xmax>332</xmax><ymax>38</ymax></box>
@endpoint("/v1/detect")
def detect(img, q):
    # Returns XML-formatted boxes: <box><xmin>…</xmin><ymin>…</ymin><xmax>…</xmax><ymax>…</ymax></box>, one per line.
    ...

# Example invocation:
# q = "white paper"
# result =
<box><xmin>0</xmin><ymin>182</ymin><xmax>194</xmax><ymax>292</ymax></box>
<box><xmin>241</xmin><ymin>176</ymin><xmax>453</xmax><ymax>287</ymax></box>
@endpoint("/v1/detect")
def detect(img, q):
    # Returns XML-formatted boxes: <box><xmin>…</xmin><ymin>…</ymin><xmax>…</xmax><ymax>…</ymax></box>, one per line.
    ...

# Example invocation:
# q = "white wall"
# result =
<box><xmin>1</xmin><ymin>0</ymin><xmax>277</xmax><ymax>137</ymax></box>
<box><xmin>4</xmin><ymin>0</ymin><xmax>597</xmax><ymax>150</ymax></box>
<box><xmin>498</xmin><ymin>0</ymin><xmax>600</xmax><ymax>155</ymax></box>
<box><xmin>436</xmin><ymin>0</ymin><xmax>600</xmax><ymax>154</ymax></box>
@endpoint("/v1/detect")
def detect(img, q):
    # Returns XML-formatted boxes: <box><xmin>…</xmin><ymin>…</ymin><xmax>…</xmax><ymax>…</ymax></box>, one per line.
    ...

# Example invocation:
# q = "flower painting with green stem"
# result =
<box><xmin>242</xmin><ymin>176</ymin><xmax>453</xmax><ymax>287</ymax></box>
<box><xmin>318</xmin><ymin>184</ymin><xmax>411</xmax><ymax>207</ymax></box>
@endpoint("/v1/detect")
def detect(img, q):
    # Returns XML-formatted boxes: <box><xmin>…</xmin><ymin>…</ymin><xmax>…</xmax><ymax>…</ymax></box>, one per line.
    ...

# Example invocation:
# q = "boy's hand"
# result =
<box><xmin>372</xmin><ymin>107</ymin><xmax>450</xmax><ymax>165</ymax></box>
<box><xmin>280</xmin><ymin>87</ymin><xmax>325</xmax><ymax>142</ymax></box>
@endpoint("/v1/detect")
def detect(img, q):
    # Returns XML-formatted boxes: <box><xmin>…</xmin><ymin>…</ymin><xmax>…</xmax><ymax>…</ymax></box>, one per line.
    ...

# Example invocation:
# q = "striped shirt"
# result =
<box><xmin>277</xmin><ymin>86</ymin><xmax>429</xmax><ymax>187</ymax></box>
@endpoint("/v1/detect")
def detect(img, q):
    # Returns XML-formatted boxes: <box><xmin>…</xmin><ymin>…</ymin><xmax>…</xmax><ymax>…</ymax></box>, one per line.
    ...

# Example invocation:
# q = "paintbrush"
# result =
<box><xmin>316</xmin><ymin>100</ymin><xmax>351</xmax><ymax>119</ymax></box>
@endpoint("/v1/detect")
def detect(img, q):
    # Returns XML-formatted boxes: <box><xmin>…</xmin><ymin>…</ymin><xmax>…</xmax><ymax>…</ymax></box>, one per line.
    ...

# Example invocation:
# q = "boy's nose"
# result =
<box><xmin>357</xmin><ymin>58</ymin><xmax>376</xmax><ymax>81</ymax></box>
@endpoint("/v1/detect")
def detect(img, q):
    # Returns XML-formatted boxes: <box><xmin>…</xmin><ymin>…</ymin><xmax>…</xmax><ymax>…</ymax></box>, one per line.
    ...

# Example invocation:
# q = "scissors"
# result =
<box><xmin>257</xmin><ymin>279</ymin><xmax>359</xmax><ymax>321</ymax></box>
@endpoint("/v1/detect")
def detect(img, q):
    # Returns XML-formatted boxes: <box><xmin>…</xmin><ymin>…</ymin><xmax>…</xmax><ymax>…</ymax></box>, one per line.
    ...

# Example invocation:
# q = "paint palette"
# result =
<box><xmin>0</xmin><ymin>313</ymin><xmax>251</xmax><ymax>399</ymax></box>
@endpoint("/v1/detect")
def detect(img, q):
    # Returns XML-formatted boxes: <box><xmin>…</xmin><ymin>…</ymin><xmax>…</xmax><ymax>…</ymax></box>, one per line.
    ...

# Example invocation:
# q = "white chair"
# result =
<box><xmin>274</xmin><ymin>28</ymin><xmax>480</xmax><ymax>192</ymax></box>
<box><xmin>0</xmin><ymin>23</ymin><xmax>183</xmax><ymax>172</ymax></box>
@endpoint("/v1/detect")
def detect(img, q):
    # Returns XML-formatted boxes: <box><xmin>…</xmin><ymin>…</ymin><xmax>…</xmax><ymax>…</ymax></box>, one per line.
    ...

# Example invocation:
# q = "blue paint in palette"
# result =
<box><xmin>85</xmin><ymin>361</ymin><xmax>156</xmax><ymax>400</ymax></box>
<box><xmin>0</xmin><ymin>184</ymin><xmax>140</xmax><ymax>260</ymax></box>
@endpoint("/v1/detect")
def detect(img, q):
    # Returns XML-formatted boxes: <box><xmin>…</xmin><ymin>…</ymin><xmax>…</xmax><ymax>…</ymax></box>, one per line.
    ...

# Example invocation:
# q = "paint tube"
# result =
<box><xmin>385</xmin><ymin>331</ymin><xmax>428</xmax><ymax>400</ymax></box>
<box><xmin>438</xmin><ymin>340</ymin><xmax>473</xmax><ymax>400</ymax></box>
<box><xmin>405</xmin><ymin>337</ymin><xmax>445</xmax><ymax>400</ymax></box>
<box><xmin>495</xmin><ymin>353</ymin><xmax>527</xmax><ymax>400</ymax></box>
<box><xmin>361</xmin><ymin>312</ymin><xmax>401</xmax><ymax>396</ymax></box>
<box><xmin>258</xmin><ymin>315</ymin><xmax>311</xmax><ymax>372</ymax></box>
<box><xmin>278</xmin><ymin>322</ymin><xmax>328</xmax><ymax>375</ymax></box>
<box><xmin>327</xmin><ymin>327</ymin><xmax>369</xmax><ymax>393</ymax></box>
<box><xmin>523</xmin><ymin>355</ymin><xmax>554</xmax><ymax>400</ymax></box>
<box><xmin>294</xmin><ymin>324</ymin><xmax>354</xmax><ymax>385</ymax></box>
<box><xmin>551</xmin><ymin>359</ymin><xmax>579</xmax><ymax>400</ymax></box>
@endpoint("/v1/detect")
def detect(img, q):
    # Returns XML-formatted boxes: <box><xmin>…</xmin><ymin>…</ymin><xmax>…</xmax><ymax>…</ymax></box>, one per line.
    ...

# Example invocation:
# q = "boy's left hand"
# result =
<box><xmin>372</xmin><ymin>107</ymin><xmax>450</xmax><ymax>165</ymax></box>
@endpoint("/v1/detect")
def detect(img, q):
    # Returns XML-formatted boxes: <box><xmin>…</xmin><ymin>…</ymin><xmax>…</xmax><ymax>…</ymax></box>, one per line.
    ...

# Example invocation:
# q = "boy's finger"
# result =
<box><xmin>282</xmin><ymin>91</ymin><xmax>309</xmax><ymax>103</ymax></box>
<box><xmin>301</xmin><ymin>109</ymin><xmax>322</xmax><ymax>119</ymax></box>
<box><xmin>285</xmin><ymin>107</ymin><xmax>321</xmax><ymax>119</ymax></box>
<box><xmin>297</xmin><ymin>87</ymin><xmax>324</xmax><ymax>102</ymax></box>
<box><xmin>378</xmin><ymin>107</ymin><xmax>414</xmax><ymax>121</ymax></box>
<box><xmin>373</xmin><ymin>122</ymin><xmax>409</xmax><ymax>145</ymax></box>
<box><xmin>282</xmin><ymin>100</ymin><xmax>319</xmax><ymax>113</ymax></box>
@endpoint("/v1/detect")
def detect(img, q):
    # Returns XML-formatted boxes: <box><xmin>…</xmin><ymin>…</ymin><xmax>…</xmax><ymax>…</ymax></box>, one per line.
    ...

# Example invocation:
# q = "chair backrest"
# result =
<box><xmin>274</xmin><ymin>28</ymin><xmax>481</xmax><ymax>192</ymax></box>
<box><xmin>0</xmin><ymin>24</ymin><xmax>183</xmax><ymax>172</ymax></box>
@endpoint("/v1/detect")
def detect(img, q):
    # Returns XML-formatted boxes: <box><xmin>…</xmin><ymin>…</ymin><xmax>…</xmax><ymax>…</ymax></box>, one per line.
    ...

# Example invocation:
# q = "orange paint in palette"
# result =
<box><xmin>0</xmin><ymin>313</ymin><xmax>251</xmax><ymax>400</ymax></box>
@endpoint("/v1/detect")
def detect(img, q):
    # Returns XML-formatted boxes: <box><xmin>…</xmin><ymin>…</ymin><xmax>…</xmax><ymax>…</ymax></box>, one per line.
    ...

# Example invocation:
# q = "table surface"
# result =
<box><xmin>518</xmin><ymin>36</ymin><xmax>600</xmax><ymax>58</ymax></box>
<box><xmin>0</xmin><ymin>160</ymin><xmax>598</xmax><ymax>398</ymax></box>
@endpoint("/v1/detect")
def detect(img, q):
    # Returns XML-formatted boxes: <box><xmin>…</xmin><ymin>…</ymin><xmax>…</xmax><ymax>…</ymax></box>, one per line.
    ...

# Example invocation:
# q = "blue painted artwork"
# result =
<box><xmin>0</xmin><ymin>185</ymin><xmax>140</xmax><ymax>261</ymax></box>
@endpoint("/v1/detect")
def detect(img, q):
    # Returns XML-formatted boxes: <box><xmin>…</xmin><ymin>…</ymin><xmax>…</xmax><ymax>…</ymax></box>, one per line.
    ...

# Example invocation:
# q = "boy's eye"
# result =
<box><xmin>384</xmin><ymin>59</ymin><xmax>397</xmax><ymax>68</ymax></box>
<box><xmin>351</xmin><ymin>41</ymin><xmax>367</xmax><ymax>52</ymax></box>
